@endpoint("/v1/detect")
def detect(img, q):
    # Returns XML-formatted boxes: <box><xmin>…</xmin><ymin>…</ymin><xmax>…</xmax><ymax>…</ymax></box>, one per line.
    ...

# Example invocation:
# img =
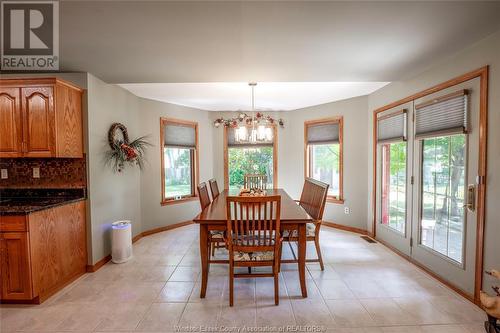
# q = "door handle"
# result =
<box><xmin>463</xmin><ymin>184</ymin><xmax>476</xmax><ymax>212</ymax></box>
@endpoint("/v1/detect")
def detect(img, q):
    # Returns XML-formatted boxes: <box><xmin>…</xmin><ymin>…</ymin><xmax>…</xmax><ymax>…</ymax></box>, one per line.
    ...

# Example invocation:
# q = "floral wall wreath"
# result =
<box><xmin>104</xmin><ymin>122</ymin><xmax>151</xmax><ymax>172</ymax></box>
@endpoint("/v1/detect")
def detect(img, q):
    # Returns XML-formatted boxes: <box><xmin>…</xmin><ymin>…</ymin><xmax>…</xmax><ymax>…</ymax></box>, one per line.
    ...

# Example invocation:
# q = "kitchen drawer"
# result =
<box><xmin>0</xmin><ymin>215</ymin><xmax>28</xmax><ymax>232</ymax></box>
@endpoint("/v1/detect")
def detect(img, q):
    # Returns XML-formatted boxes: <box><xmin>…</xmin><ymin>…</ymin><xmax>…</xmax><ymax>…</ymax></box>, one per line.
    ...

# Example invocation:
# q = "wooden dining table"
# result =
<box><xmin>193</xmin><ymin>188</ymin><xmax>313</xmax><ymax>298</ymax></box>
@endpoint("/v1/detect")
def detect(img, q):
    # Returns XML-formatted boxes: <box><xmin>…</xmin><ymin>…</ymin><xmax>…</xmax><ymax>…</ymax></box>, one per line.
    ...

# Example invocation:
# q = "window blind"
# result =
<box><xmin>377</xmin><ymin>110</ymin><xmax>407</xmax><ymax>143</ymax></box>
<box><xmin>164</xmin><ymin>123</ymin><xmax>196</xmax><ymax>149</ymax></box>
<box><xmin>415</xmin><ymin>90</ymin><xmax>468</xmax><ymax>139</ymax></box>
<box><xmin>306</xmin><ymin>122</ymin><xmax>339</xmax><ymax>145</ymax></box>
<box><xmin>227</xmin><ymin>127</ymin><xmax>274</xmax><ymax>147</ymax></box>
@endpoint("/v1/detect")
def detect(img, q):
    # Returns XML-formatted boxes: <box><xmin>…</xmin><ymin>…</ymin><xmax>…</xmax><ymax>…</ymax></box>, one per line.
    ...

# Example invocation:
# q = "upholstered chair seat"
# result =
<box><xmin>283</xmin><ymin>223</ymin><xmax>316</xmax><ymax>238</ymax></box>
<box><xmin>234</xmin><ymin>251</ymin><xmax>274</xmax><ymax>261</ymax></box>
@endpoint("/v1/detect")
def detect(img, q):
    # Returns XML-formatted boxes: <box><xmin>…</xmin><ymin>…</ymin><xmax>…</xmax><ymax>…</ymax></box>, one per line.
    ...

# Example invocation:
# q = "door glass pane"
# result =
<box><xmin>420</xmin><ymin>134</ymin><xmax>466</xmax><ymax>263</ymax></box>
<box><xmin>228</xmin><ymin>146</ymin><xmax>273</xmax><ymax>191</ymax></box>
<box><xmin>311</xmin><ymin>144</ymin><xmax>340</xmax><ymax>197</ymax></box>
<box><xmin>380</xmin><ymin>142</ymin><xmax>407</xmax><ymax>233</ymax></box>
<box><xmin>164</xmin><ymin>147</ymin><xmax>193</xmax><ymax>198</ymax></box>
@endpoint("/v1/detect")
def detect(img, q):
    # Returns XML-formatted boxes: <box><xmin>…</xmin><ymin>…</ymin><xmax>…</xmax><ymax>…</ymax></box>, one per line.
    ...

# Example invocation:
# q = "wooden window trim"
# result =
<box><xmin>223</xmin><ymin>124</ymin><xmax>278</xmax><ymax>190</ymax></box>
<box><xmin>304</xmin><ymin>116</ymin><xmax>344</xmax><ymax>204</ymax></box>
<box><xmin>160</xmin><ymin>117</ymin><xmax>199</xmax><ymax>206</ymax></box>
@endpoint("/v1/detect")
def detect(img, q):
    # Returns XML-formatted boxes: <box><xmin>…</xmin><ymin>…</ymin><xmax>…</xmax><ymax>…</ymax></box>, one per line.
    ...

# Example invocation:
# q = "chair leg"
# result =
<box><xmin>288</xmin><ymin>240</ymin><xmax>298</xmax><ymax>261</ymax></box>
<box><xmin>274</xmin><ymin>267</ymin><xmax>279</xmax><ymax>306</ymax></box>
<box><xmin>229</xmin><ymin>261</ymin><xmax>234</xmax><ymax>307</ymax></box>
<box><xmin>207</xmin><ymin>243</ymin><xmax>211</xmax><ymax>273</ymax></box>
<box><xmin>248</xmin><ymin>267</ymin><xmax>251</xmax><ymax>274</ymax></box>
<box><xmin>211</xmin><ymin>242</ymin><xmax>215</xmax><ymax>257</ymax></box>
<box><xmin>278</xmin><ymin>243</ymin><xmax>282</xmax><ymax>273</ymax></box>
<box><xmin>314</xmin><ymin>237</ymin><xmax>324</xmax><ymax>271</ymax></box>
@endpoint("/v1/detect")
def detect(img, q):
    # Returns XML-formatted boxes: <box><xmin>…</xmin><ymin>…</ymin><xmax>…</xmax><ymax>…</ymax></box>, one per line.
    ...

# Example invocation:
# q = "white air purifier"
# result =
<box><xmin>111</xmin><ymin>220</ymin><xmax>132</xmax><ymax>264</ymax></box>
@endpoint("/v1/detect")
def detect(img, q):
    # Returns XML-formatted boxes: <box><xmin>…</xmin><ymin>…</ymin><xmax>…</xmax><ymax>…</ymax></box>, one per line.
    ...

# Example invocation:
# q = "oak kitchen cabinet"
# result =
<box><xmin>0</xmin><ymin>78</ymin><xmax>84</xmax><ymax>158</ymax></box>
<box><xmin>0</xmin><ymin>200</ymin><xmax>87</xmax><ymax>303</ymax></box>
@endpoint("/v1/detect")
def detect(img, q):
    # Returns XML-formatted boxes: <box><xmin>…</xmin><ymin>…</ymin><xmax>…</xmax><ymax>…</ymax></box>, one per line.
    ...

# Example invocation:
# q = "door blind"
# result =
<box><xmin>415</xmin><ymin>90</ymin><xmax>468</xmax><ymax>139</ymax></box>
<box><xmin>377</xmin><ymin>110</ymin><xmax>407</xmax><ymax>143</ymax></box>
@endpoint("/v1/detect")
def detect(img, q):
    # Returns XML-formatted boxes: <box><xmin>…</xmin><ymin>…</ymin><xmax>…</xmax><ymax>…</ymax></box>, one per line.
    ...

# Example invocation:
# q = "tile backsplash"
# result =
<box><xmin>0</xmin><ymin>158</ymin><xmax>86</xmax><ymax>189</ymax></box>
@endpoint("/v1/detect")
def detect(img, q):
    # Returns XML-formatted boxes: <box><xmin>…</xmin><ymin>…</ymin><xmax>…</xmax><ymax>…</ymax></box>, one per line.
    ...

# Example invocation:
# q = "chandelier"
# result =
<box><xmin>213</xmin><ymin>83</ymin><xmax>284</xmax><ymax>144</ymax></box>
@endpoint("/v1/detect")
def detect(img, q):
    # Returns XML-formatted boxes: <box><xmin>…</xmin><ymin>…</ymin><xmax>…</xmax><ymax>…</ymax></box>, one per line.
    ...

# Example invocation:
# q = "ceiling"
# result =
<box><xmin>119</xmin><ymin>82</ymin><xmax>389</xmax><ymax>111</ymax></box>
<box><xmin>60</xmin><ymin>1</ymin><xmax>500</xmax><ymax>83</ymax></box>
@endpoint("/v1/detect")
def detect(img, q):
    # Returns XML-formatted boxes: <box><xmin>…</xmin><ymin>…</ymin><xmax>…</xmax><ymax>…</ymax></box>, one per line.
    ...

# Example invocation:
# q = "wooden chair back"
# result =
<box><xmin>208</xmin><ymin>178</ymin><xmax>220</xmax><ymax>199</ymax></box>
<box><xmin>197</xmin><ymin>182</ymin><xmax>211</xmax><ymax>210</ymax></box>
<box><xmin>299</xmin><ymin>178</ymin><xmax>329</xmax><ymax>221</ymax></box>
<box><xmin>226</xmin><ymin>195</ymin><xmax>281</xmax><ymax>252</ymax></box>
<box><xmin>244</xmin><ymin>174</ymin><xmax>268</xmax><ymax>190</ymax></box>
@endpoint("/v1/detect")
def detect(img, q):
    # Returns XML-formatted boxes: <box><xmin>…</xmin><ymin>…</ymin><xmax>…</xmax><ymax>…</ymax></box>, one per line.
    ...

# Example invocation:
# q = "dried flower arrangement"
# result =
<box><xmin>213</xmin><ymin>112</ymin><xmax>284</xmax><ymax>128</ymax></box>
<box><xmin>104</xmin><ymin>123</ymin><xmax>151</xmax><ymax>172</ymax></box>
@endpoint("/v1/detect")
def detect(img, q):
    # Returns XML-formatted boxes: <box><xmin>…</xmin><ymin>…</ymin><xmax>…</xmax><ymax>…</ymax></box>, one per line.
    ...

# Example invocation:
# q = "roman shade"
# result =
<box><xmin>415</xmin><ymin>90</ymin><xmax>468</xmax><ymax>139</ymax></box>
<box><xmin>164</xmin><ymin>123</ymin><xmax>196</xmax><ymax>149</ymax></box>
<box><xmin>227</xmin><ymin>127</ymin><xmax>273</xmax><ymax>147</ymax></box>
<box><xmin>377</xmin><ymin>110</ymin><xmax>407</xmax><ymax>143</ymax></box>
<box><xmin>306</xmin><ymin>122</ymin><xmax>340</xmax><ymax>145</ymax></box>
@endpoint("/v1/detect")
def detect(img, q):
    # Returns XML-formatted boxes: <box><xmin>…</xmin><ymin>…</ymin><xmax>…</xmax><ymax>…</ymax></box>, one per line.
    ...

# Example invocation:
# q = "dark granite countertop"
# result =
<box><xmin>0</xmin><ymin>188</ymin><xmax>86</xmax><ymax>215</ymax></box>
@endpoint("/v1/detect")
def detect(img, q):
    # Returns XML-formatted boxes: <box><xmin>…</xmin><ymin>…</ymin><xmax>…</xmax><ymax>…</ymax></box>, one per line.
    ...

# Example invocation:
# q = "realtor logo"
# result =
<box><xmin>1</xmin><ymin>1</ymin><xmax>59</xmax><ymax>71</ymax></box>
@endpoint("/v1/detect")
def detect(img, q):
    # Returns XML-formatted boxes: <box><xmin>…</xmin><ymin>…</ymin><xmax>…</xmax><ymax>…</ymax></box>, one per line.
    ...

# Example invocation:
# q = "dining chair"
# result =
<box><xmin>226</xmin><ymin>195</ymin><xmax>282</xmax><ymax>306</ymax></box>
<box><xmin>208</xmin><ymin>178</ymin><xmax>220</xmax><ymax>199</ymax></box>
<box><xmin>282</xmin><ymin>178</ymin><xmax>329</xmax><ymax>270</ymax></box>
<box><xmin>197</xmin><ymin>182</ymin><xmax>224</xmax><ymax>257</ymax></box>
<box><xmin>244</xmin><ymin>174</ymin><xmax>268</xmax><ymax>190</ymax></box>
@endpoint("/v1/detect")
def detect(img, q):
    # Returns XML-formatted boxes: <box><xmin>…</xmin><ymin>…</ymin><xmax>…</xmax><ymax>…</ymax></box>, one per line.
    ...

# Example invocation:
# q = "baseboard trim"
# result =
<box><xmin>322</xmin><ymin>221</ymin><xmax>368</xmax><ymax>235</ymax></box>
<box><xmin>87</xmin><ymin>220</ymin><xmax>193</xmax><ymax>272</ymax></box>
<box><xmin>140</xmin><ymin>220</ymin><xmax>193</xmax><ymax>238</ymax></box>
<box><xmin>0</xmin><ymin>296</ymin><xmax>40</xmax><ymax>305</ymax></box>
<box><xmin>86</xmin><ymin>254</ymin><xmax>111</xmax><ymax>272</ymax></box>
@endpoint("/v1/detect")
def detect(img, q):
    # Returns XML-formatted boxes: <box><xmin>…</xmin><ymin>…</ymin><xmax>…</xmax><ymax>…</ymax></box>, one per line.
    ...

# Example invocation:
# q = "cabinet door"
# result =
<box><xmin>22</xmin><ymin>87</ymin><xmax>55</xmax><ymax>157</ymax></box>
<box><xmin>59</xmin><ymin>201</ymin><xmax>87</xmax><ymax>278</ymax></box>
<box><xmin>28</xmin><ymin>201</ymin><xmax>87</xmax><ymax>299</ymax></box>
<box><xmin>55</xmin><ymin>84</ymin><xmax>83</xmax><ymax>157</ymax></box>
<box><xmin>0</xmin><ymin>232</ymin><xmax>33</xmax><ymax>300</ymax></box>
<box><xmin>0</xmin><ymin>87</ymin><xmax>23</xmax><ymax>157</ymax></box>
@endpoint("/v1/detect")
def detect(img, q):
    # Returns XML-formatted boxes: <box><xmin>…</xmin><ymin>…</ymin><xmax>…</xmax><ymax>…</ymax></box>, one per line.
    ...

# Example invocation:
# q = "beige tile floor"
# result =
<box><xmin>0</xmin><ymin>224</ymin><xmax>487</xmax><ymax>333</ymax></box>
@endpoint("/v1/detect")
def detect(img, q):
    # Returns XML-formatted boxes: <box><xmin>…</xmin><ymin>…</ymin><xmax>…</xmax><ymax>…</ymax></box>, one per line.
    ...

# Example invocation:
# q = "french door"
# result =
<box><xmin>375</xmin><ymin>101</ymin><xmax>413</xmax><ymax>257</ymax></box>
<box><xmin>410</xmin><ymin>78</ymin><xmax>480</xmax><ymax>295</ymax></box>
<box><xmin>376</xmin><ymin>77</ymin><xmax>480</xmax><ymax>295</ymax></box>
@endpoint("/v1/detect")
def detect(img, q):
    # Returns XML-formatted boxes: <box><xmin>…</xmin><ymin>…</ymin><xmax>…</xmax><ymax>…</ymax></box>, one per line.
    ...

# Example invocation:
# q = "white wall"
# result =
<box><xmin>283</xmin><ymin>97</ymin><xmax>369</xmax><ymax>230</ymax></box>
<box><xmin>86</xmin><ymin>74</ymin><xmax>142</xmax><ymax>264</ymax></box>
<box><xmin>367</xmin><ymin>29</ymin><xmax>500</xmax><ymax>294</ymax></box>
<box><xmin>210</xmin><ymin>96</ymin><xmax>369</xmax><ymax>230</ymax></box>
<box><xmin>84</xmin><ymin>77</ymin><xmax>216</xmax><ymax>263</ymax></box>
<box><xmin>138</xmin><ymin>98</ymin><xmax>214</xmax><ymax>232</ymax></box>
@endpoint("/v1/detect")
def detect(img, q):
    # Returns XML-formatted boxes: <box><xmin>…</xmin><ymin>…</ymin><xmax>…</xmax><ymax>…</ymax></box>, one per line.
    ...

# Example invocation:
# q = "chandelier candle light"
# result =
<box><xmin>213</xmin><ymin>83</ymin><xmax>284</xmax><ymax>144</ymax></box>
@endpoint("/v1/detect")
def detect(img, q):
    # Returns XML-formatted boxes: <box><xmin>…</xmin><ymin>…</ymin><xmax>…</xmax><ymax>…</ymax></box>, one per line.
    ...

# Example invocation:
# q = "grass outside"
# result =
<box><xmin>165</xmin><ymin>184</ymin><xmax>192</xmax><ymax>197</ymax></box>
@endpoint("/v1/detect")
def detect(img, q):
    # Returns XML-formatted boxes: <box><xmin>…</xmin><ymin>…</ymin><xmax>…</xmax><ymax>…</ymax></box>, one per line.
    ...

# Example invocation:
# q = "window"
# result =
<box><xmin>381</xmin><ymin>142</ymin><xmax>407</xmax><ymax>233</ymax></box>
<box><xmin>224</xmin><ymin>126</ymin><xmax>277</xmax><ymax>190</ymax></box>
<box><xmin>305</xmin><ymin>117</ymin><xmax>343</xmax><ymax>202</ymax></box>
<box><xmin>376</xmin><ymin>109</ymin><xmax>408</xmax><ymax>233</ymax></box>
<box><xmin>160</xmin><ymin>118</ymin><xmax>198</xmax><ymax>204</ymax></box>
<box><xmin>420</xmin><ymin>134</ymin><xmax>466</xmax><ymax>263</ymax></box>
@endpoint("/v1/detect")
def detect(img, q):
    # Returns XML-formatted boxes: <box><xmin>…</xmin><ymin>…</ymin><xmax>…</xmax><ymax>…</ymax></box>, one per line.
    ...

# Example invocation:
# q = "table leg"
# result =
<box><xmin>200</xmin><ymin>224</ymin><xmax>208</xmax><ymax>298</ymax></box>
<box><xmin>298</xmin><ymin>223</ymin><xmax>308</xmax><ymax>298</ymax></box>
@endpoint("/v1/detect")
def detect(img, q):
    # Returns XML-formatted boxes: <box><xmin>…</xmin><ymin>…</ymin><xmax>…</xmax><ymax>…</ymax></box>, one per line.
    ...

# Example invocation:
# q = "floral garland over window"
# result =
<box><xmin>213</xmin><ymin>112</ymin><xmax>284</xmax><ymax>128</ymax></box>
